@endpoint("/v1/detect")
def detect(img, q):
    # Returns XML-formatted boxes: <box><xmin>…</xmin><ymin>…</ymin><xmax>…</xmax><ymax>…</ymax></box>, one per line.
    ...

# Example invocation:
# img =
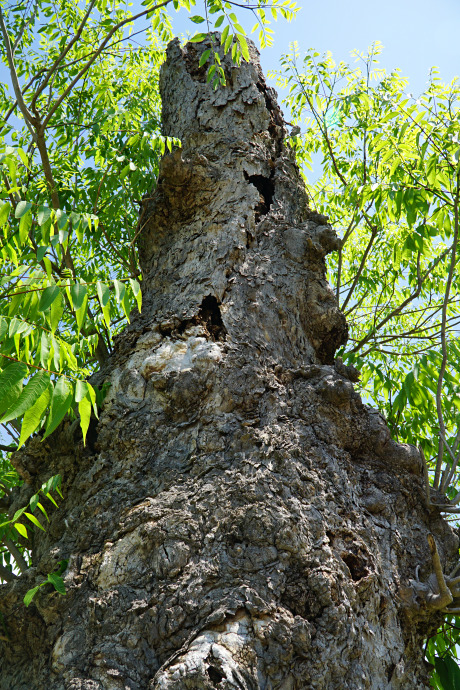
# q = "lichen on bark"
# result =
<box><xmin>0</xmin><ymin>35</ymin><xmax>458</xmax><ymax>690</ymax></box>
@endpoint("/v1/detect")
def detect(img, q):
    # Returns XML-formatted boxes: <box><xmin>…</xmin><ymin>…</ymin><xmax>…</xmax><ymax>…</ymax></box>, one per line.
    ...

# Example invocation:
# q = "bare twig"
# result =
<box><xmin>420</xmin><ymin>446</ymin><xmax>432</xmax><ymax>507</ymax></box>
<box><xmin>0</xmin><ymin>444</ymin><xmax>17</xmax><ymax>453</ymax></box>
<box><xmin>12</xmin><ymin>0</ymin><xmax>39</xmax><ymax>53</ymax></box>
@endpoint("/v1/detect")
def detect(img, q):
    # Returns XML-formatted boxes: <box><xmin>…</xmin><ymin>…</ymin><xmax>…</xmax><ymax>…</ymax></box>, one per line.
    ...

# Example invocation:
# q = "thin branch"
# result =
<box><xmin>428</xmin><ymin>534</ymin><xmax>453</xmax><ymax>609</ymax></box>
<box><xmin>341</xmin><ymin>217</ymin><xmax>378</xmax><ymax>312</ymax></box>
<box><xmin>12</xmin><ymin>0</ymin><xmax>39</xmax><ymax>53</ymax></box>
<box><xmin>0</xmin><ymin>444</ymin><xmax>17</xmax><ymax>452</ymax></box>
<box><xmin>0</xmin><ymin>6</ymin><xmax>38</xmax><ymax>140</ymax></box>
<box><xmin>0</xmin><ymin>563</ymin><xmax>17</xmax><ymax>583</ymax></box>
<box><xmin>0</xmin><ymin>27</ymin><xmax>147</xmax><ymax>133</ymax></box>
<box><xmin>2</xmin><ymin>538</ymin><xmax>28</xmax><ymax>574</ymax></box>
<box><xmin>335</xmin><ymin>210</ymin><xmax>359</xmax><ymax>300</ymax></box>
<box><xmin>350</xmin><ymin>245</ymin><xmax>452</xmax><ymax>353</ymax></box>
<box><xmin>420</xmin><ymin>446</ymin><xmax>432</xmax><ymax>507</ymax></box>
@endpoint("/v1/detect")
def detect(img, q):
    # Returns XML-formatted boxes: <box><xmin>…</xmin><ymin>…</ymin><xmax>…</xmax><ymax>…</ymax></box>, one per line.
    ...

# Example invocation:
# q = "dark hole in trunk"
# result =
<box><xmin>197</xmin><ymin>295</ymin><xmax>226</xmax><ymax>341</ymax></box>
<box><xmin>244</xmin><ymin>171</ymin><xmax>275</xmax><ymax>222</ymax></box>
<box><xmin>342</xmin><ymin>552</ymin><xmax>369</xmax><ymax>582</ymax></box>
<box><xmin>159</xmin><ymin>296</ymin><xmax>226</xmax><ymax>341</ymax></box>
<box><xmin>207</xmin><ymin>665</ymin><xmax>225</xmax><ymax>685</ymax></box>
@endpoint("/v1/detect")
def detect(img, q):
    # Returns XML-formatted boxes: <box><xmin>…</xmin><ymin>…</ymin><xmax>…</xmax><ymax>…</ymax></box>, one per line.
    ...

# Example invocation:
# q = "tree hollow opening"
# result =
<box><xmin>244</xmin><ymin>171</ymin><xmax>275</xmax><ymax>222</ymax></box>
<box><xmin>207</xmin><ymin>665</ymin><xmax>225</xmax><ymax>685</ymax></box>
<box><xmin>197</xmin><ymin>295</ymin><xmax>226</xmax><ymax>341</ymax></box>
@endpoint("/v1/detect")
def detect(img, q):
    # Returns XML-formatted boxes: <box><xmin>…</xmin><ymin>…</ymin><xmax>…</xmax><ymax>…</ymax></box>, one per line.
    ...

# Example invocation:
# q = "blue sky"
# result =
<box><xmin>172</xmin><ymin>0</ymin><xmax>460</xmax><ymax>96</ymax></box>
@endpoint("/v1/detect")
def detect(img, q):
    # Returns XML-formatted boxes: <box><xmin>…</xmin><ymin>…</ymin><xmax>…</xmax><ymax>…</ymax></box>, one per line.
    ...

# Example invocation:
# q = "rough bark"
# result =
<box><xmin>0</xmin><ymin>36</ymin><xmax>458</xmax><ymax>689</ymax></box>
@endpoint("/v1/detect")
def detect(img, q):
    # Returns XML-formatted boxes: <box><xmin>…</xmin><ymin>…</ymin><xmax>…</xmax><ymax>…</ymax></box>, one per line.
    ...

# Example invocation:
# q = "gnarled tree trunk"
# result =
<box><xmin>0</xmin><ymin>35</ymin><xmax>458</xmax><ymax>690</ymax></box>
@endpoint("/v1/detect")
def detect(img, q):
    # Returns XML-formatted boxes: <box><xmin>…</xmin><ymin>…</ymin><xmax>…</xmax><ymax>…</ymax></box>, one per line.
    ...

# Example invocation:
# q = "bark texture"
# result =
<box><xmin>0</xmin><ymin>36</ymin><xmax>458</xmax><ymax>689</ymax></box>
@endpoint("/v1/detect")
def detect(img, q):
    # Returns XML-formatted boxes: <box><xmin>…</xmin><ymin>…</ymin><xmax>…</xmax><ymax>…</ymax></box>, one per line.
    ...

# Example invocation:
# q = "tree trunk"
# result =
<box><xmin>1</xmin><ymin>36</ymin><xmax>458</xmax><ymax>690</ymax></box>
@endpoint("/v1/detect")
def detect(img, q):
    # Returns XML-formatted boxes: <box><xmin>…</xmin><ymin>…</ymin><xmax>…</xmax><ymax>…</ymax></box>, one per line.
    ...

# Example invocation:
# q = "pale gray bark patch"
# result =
<box><xmin>0</xmin><ymin>34</ymin><xmax>458</xmax><ymax>690</ymax></box>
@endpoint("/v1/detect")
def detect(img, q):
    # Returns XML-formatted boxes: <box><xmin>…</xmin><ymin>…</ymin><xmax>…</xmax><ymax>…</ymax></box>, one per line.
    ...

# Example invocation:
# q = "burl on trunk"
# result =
<box><xmin>0</xmin><ymin>36</ymin><xmax>458</xmax><ymax>690</ymax></box>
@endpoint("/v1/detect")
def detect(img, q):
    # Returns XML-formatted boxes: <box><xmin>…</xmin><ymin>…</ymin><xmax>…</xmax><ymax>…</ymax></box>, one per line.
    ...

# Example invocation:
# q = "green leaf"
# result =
<box><xmin>19</xmin><ymin>211</ymin><xmax>32</xmax><ymax>244</ymax></box>
<box><xmin>14</xmin><ymin>522</ymin><xmax>28</xmax><ymax>538</ymax></box>
<box><xmin>75</xmin><ymin>379</ymin><xmax>89</xmax><ymax>403</ymax></box>
<box><xmin>221</xmin><ymin>25</ymin><xmax>229</xmax><ymax>45</ymax></box>
<box><xmin>50</xmin><ymin>474</ymin><xmax>62</xmax><ymax>495</ymax></box>
<box><xmin>224</xmin><ymin>33</ymin><xmax>233</xmax><ymax>54</ymax></box>
<box><xmin>435</xmin><ymin>656</ymin><xmax>460</xmax><ymax>690</ymax></box>
<box><xmin>12</xmin><ymin>507</ymin><xmax>26</xmax><ymax>523</ymax></box>
<box><xmin>78</xmin><ymin>395</ymin><xmax>92</xmax><ymax>445</ymax></box>
<box><xmin>47</xmin><ymin>572</ymin><xmax>66</xmax><ymax>595</ymax></box>
<box><xmin>36</xmin><ymin>245</ymin><xmax>48</xmax><ymax>262</ymax></box>
<box><xmin>206</xmin><ymin>64</ymin><xmax>217</xmax><ymax>83</ymax></box>
<box><xmin>39</xmin><ymin>332</ymin><xmax>51</xmax><ymax>367</ymax></box>
<box><xmin>37</xmin><ymin>206</ymin><xmax>51</xmax><ymax>226</ymax></box>
<box><xmin>0</xmin><ymin>363</ymin><xmax>28</xmax><ymax>411</ymax></box>
<box><xmin>236</xmin><ymin>33</ymin><xmax>250</xmax><ymax>62</ymax></box>
<box><xmin>96</xmin><ymin>281</ymin><xmax>111</xmax><ymax>326</ymax></box>
<box><xmin>29</xmin><ymin>493</ymin><xmax>39</xmax><ymax>512</ymax></box>
<box><xmin>17</xmin><ymin>147</ymin><xmax>29</xmax><ymax>168</ymax></box>
<box><xmin>24</xmin><ymin>584</ymin><xmax>42</xmax><ymax>607</ymax></box>
<box><xmin>42</xmin><ymin>377</ymin><xmax>73</xmax><ymax>440</ymax></box>
<box><xmin>49</xmin><ymin>290</ymin><xmax>64</xmax><ymax>332</ymax></box>
<box><xmin>1</xmin><ymin>371</ymin><xmax>51</xmax><ymax>424</ymax></box>
<box><xmin>70</xmin><ymin>212</ymin><xmax>83</xmax><ymax>243</ymax></box>
<box><xmin>24</xmin><ymin>512</ymin><xmax>45</xmax><ymax>531</ymax></box>
<box><xmin>18</xmin><ymin>384</ymin><xmax>52</xmax><ymax>449</ymax></box>
<box><xmin>0</xmin><ymin>202</ymin><xmax>11</xmax><ymax>226</ymax></box>
<box><xmin>45</xmin><ymin>492</ymin><xmax>59</xmax><ymax>508</ymax></box>
<box><xmin>36</xmin><ymin>501</ymin><xmax>49</xmax><ymax>522</ymax></box>
<box><xmin>199</xmin><ymin>49</ymin><xmax>211</xmax><ymax>67</ymax></box>
<box><xmin>75</xmin><ymin>293</ymin><xmax>88</xmax><ymax>332</ymax></box>
<box><xmin>113</xmin><ymin>279</ymin><xmax>126</xmax><ymax>304</ymax></box>
<box><xmin>38</xmin><ymin>285</ymin><xmax>60</xmax><ymax>312</ymax></box>
<box><xmin>129</xmin><ymin>279</ymin><xmax>142</xmax><ymax>312</ymax></box>
<box><xmin>189</xmin><ymin>15</ymin><xmax>205</xmax><ymax>23</ymax></box>
<box><xmin>56</xmin><ymin>559</ymin><xmax>68</xmax><ymax>575</ymax></box>
<box><xmin>0</xmin><ymin>379</ymin><xmax>22</xmax><ymax>418</ymax></box>
<box><xmin>14</xmin><ymin>201</ymin><xmax>32</xmax><ymax>219</ymax></box>
<box><xmin>9</xmin><ymin>318</ymin><xmax>29</xmax><ymax>337</ymax></box>
<box><xmin>190</xmin><ymin>32</ymin><xmax>207</xmax><ymax>42</ymax></box>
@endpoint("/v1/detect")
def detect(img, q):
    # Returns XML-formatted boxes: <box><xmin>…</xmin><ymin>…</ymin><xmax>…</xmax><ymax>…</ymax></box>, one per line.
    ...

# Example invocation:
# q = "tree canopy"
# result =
<box><xmin>1</xmin><ymin>2</ymin><xmax>460</xmax><ymax>686</ymax></box>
